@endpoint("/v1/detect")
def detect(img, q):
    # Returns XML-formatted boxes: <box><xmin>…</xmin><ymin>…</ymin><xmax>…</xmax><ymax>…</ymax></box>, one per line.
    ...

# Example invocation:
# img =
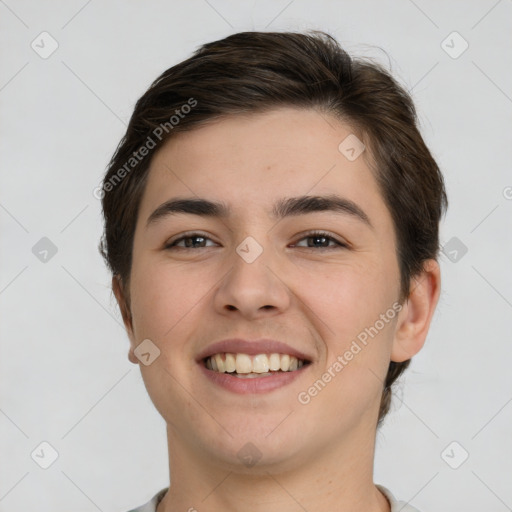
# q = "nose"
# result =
<box><xmin>213</xmin><ymin>240</ymin><xmax>291</xmax><ymax>320</ymax></box>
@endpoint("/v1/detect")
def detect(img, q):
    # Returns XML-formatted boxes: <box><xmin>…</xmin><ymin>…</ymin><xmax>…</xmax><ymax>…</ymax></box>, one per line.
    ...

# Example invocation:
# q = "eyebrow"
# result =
<box><xmin>146</xmin><ymin>194</ymin><xmax>372</xmax><ymax>228</ymax></box>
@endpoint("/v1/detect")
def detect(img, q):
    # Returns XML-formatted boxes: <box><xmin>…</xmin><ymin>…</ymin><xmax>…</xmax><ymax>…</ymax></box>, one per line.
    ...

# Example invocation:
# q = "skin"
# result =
<box><xmin>113</xmin><ymin>106</ymin><xmax>441</xmax><ymax>512</ymax></box>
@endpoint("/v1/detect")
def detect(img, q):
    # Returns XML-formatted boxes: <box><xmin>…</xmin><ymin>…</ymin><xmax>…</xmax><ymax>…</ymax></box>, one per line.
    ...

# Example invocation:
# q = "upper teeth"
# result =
<box><xmin>205</xmin><ymin>353</ymin><xmax>305</xmax><ymax>373</ymax></box>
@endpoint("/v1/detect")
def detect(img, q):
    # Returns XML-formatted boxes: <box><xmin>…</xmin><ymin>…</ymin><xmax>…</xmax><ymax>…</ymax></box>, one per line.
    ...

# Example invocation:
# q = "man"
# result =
<box><xmin>99</xmin><ymin>30</ymin><xmax>447</xmax><ymax>512</ymax></box>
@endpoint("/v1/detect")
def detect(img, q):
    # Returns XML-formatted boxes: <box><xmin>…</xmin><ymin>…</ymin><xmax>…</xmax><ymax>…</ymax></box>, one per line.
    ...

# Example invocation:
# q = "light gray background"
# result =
<box><xmin>1</xmin><ymin>1</ymin><xmax>511</xmax><ymax>511</ymax></box>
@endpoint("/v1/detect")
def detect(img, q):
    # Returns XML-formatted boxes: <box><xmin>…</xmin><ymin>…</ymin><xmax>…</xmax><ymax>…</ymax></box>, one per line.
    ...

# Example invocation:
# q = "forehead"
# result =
<box><xmin>137</xmin><ymin>107</ymin><xmax>389</xmax><ymax>228</ymax></box>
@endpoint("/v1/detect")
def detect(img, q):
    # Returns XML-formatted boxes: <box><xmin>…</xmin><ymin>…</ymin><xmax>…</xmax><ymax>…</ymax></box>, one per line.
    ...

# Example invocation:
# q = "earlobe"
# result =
<box><xmin>128</xmin><ymin>347</ymin><xmax>139</xmax><ymax>364</ymax></box>
<box><xmin>391</xmin><ymin>259</ymin><xmax>441</xmax><ymax>363</ymax></box>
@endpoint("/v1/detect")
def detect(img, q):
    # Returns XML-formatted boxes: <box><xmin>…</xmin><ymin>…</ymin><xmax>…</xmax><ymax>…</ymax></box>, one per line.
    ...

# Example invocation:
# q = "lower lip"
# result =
<box><xmin>198</xmin><ymin>362</ymin><xmax>309</xmax><ymax>394</ymax></box>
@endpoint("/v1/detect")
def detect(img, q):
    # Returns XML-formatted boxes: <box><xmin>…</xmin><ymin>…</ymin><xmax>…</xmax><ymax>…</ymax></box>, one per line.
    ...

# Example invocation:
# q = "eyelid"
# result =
<box><xmin>291</xmin><ymin>230</ymin><xmax>348</xmax><ymax>249</ymax></box>
<box><xmin>164</xmin><ymin>230</ymin><xmax>216</xmax><ymax>248</ymax></box>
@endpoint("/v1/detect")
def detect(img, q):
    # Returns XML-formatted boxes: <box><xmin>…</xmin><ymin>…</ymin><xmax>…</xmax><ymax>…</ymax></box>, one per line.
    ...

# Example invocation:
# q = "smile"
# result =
<box><xmin>204</xmin><ymin>352</ymin><xmax>308</xmax><ymax>378</ymax></box>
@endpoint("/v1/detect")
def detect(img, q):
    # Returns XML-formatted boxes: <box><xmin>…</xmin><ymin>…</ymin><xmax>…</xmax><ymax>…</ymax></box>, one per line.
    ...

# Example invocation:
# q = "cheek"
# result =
<box><xmin>301</xmin><ymin>267</ymin><xmax>398</xmax><ymax>417</ymax></box>
<box><xmin>127</xmin><ymin>261</ymin><xmax>208</xmax><ymax>418</ymax></box>
<box><xmin>129</xmin><ymin>259</ymin><xmax>203</xmax><ymax>342</ymax></box>
<box><xmin>302</xmin><ymin>256</ymin><xmax>398</xmax><ymax>343</ymax></box>
<box><xmin>300</xmin><ymin>254</ymin><xmax>399</xmax><ymax>410</ymax></box>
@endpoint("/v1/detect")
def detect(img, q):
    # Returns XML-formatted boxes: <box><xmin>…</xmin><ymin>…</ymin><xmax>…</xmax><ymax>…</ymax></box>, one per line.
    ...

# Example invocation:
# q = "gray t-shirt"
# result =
<box><xmin>125</xmin><ymin>484</ymin><xmax>421</xmax><ymax>511</ymax></box>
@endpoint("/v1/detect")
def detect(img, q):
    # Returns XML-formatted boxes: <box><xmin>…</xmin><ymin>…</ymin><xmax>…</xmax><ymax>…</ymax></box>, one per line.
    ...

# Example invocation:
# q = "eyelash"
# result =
<box><xmin>165</xmin><ymin>231</ymin><xmax>348</xmax><ymax>251</ymax></box>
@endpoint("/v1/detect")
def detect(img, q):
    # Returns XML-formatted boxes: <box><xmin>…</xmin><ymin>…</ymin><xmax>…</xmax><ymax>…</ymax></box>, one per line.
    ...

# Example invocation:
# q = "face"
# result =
<box><xmin>120</xmin><ymin>107</ymin><xmax>405</xmax><ymax>471</ymax></box>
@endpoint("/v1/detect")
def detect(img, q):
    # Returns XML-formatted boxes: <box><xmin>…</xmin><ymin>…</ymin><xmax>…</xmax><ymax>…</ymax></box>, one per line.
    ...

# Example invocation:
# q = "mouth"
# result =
<box><xmin>196</xmin><ymin>338</ymin><xmax>314</xmax><ymax>394</ymax></box>
<box><xmin>203</xmin><ymin>352</ymin><xmax>311</xmax><ymax>378</ymax></box>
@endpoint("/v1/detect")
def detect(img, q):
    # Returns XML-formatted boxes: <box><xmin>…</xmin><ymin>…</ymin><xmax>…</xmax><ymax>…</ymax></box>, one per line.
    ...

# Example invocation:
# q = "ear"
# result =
<box><xmin>112</xmin><ymin>275</ymin><xmax>139</xmax><ymax>365</ymax></box>
<box><xmin>391</xmin><ymin>259</ymin><xmax>441</xmax><ymax>362</ymax></box>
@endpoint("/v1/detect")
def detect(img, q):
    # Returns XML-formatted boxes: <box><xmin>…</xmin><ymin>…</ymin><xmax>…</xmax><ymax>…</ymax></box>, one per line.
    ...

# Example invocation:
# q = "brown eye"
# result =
<box><xmin>293</xmin><ymin>231</ymin><xmax>347</xmax><ymax>249</ymax></box>
<box><xmin>165</xmin><ymin>233</ymin><xmax>217</xmax><ymax>249</ymax></box>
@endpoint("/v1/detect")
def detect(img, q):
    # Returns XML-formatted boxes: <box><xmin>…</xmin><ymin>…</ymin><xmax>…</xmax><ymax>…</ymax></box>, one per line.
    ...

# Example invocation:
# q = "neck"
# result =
<box><xmin>157</xmin><ymin>420</ymin><xmax>390</xmax><ymax>512</ymax></box>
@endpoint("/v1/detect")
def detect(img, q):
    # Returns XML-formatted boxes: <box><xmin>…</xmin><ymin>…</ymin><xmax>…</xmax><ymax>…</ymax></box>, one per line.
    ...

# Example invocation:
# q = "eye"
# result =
<box><xmin>165</xmin><ymin>232</ymin><xmax>217</xmax><ymax>249</ymax></box>
<box><xmin>164</xmin><ymin>230</ymin><xmax>348</xmax><ymax>251</ymax></box>
<box><xmin>292</xmin><ymin>231</ymin><xmax>347</xmax><ymax>250</ymax></box>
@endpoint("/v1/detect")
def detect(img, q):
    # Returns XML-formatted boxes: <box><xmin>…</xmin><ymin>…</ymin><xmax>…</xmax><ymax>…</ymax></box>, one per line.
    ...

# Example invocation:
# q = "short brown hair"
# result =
<box><xmin>99</xmin><ymin>30</ymin><xmax>447</xmax><ymax>426</ymax></box>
